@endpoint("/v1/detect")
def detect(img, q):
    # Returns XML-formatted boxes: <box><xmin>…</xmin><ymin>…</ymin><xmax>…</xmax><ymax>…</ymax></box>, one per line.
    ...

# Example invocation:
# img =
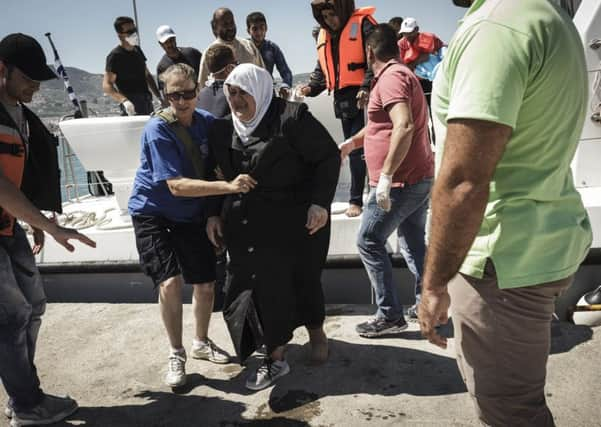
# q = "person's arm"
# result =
<box><xmin>102</xmin><ymin>71</ymin><xmax>127</xmax><ymax>104</ymax></box>
<box><xmin>301</xmin><ymin>61</ymin><xmax>326</xmax><ymax>97</ymax></box>
<box><xmin>417</xmin><ymin>21</ymin><xmax>528</xmax><ymax>348</ymax></box>
<box><xmin>419</xmin><ymin>120</ymin><xmax>510</xmax><ymax>347</ymax></box>
<box><xmin>273</xmin><ymin>43</ymin><xmax>293</xmax><ymax>88</ymax></box>
<box><xmin>381</xmin><ymin>102</ymin><xmax>414</xmax><ymax>176</ymax></box>
<box><xmin>0</xmin><ymin>171</ymin><xmax>95</xmax><ymax>251</ymax></box>
<box><xmin>165</xmin><ymin>175</ymin><xmax>255</xmax><ymax>197</ymax></box>
<box><xmin>373</xmin><ymin>101</ymin><xmax>415</xmax><ymax>212</ymax></box>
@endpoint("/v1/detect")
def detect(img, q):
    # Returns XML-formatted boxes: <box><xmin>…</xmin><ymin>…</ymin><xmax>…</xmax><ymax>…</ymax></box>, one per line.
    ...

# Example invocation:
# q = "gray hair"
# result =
<box><xmin>159</xmin><ymin>63</ymin><xmax>197</xmax><ymax>88</ymax></box>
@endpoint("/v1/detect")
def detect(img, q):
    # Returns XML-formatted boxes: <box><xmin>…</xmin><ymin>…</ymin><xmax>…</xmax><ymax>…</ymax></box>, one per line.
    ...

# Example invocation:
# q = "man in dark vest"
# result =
<box><xmin>0</xmin><ymin>33</ymin><xmax>95</xmax><ymax>426</ymax></box>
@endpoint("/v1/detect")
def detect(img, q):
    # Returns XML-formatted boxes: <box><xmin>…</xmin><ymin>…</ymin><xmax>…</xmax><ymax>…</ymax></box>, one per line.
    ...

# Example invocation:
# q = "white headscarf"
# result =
<box><xmin>224</xmin><ymin>63</ymin><xmax>274</xmax><ymax>144</ymax></box>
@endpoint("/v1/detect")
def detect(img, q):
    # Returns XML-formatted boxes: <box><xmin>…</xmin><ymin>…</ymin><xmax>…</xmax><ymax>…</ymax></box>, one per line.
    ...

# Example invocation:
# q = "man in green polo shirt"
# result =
<box><xmin>419</xmin><ymin>0</ymin><xmax>592</xmax><ymax>425</ymax></box>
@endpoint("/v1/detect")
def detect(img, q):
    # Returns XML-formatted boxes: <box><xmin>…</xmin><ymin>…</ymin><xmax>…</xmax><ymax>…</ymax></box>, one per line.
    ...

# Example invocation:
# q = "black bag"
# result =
<box><xmin>223</xmin><ymin>288</ymin><xmax>264</xmax><ymax>364</ymax></box>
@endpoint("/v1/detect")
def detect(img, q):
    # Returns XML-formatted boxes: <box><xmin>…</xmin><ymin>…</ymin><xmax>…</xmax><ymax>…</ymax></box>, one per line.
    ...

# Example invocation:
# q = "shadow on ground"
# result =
<box><xmin>200</xmin><ymin>337</ymin><xmax>467</xmax><ymax>423</ymax></box>
<box><xmin>550</xmin><ymin>321</ymin><xmax>593</xmax><ymax>354</ymax></box>
<box><xmin>52</xmin><ymin>390</ymin><xmax>309</xmax><ymax>427</ymax></box>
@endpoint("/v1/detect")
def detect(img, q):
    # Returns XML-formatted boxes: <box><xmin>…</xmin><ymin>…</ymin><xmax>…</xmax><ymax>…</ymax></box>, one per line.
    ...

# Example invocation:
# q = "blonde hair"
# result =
<box><xmin>159</xmin><ymin>63</ymin><xmax>197</xmax><ymax>88</ymax></box>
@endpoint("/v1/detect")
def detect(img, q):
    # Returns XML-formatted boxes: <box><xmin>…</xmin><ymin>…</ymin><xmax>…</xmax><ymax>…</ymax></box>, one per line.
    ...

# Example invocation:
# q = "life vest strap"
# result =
<box><xmin>347</xmin><ymin>62</ymin><xmax>366</xmax><ymax>71</ymax></box>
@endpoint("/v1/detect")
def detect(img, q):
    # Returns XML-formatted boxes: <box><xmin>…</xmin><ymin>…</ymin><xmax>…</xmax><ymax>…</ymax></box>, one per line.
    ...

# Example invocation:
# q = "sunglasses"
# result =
<box><xmin>120</xmin><ymin>27</ymin><xmax>137</xmax><ymax>35</ymax></box>
<box><xmin>164</xmin><ymin>87</ymin><xmax>197</xmax><ymax>101</ymax></box>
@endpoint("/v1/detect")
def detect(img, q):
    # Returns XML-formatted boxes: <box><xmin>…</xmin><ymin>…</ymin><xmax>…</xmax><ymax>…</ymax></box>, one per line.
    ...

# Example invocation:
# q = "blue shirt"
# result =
<box><xmin>128</xmin><ymin>109</ymin><xmax>215</xmax><ymax>222</ymax></box>
<box><xmin>256</xmin><ymin>39</ymin><xmax>293</xmax><ymax>88</ymax></box>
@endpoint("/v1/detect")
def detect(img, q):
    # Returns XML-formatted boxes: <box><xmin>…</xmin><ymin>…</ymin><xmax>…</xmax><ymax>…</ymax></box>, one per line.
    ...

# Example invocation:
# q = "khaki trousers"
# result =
<box><xmin>449</xmin><ymin>261</ymin><xmax>572</xmax><ymax>427</ymax></box>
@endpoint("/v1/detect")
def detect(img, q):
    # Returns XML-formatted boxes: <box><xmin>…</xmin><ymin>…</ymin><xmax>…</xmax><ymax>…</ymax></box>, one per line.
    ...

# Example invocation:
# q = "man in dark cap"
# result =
<box><xmin>0</xmin><ymin>33</ymin><xmax>95</xmax><ymax>426</ymax></box>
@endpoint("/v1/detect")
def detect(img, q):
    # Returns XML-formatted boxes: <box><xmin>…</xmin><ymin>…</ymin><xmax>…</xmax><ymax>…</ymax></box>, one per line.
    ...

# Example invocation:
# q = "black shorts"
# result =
<box><xmin>132</xmin><ymin>215</ymin><xmax>216</xmax><ymax>286</ymax></box>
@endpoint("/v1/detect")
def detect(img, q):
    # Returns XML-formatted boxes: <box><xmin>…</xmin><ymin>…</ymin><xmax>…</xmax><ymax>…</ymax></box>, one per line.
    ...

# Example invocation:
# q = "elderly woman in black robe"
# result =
<box><xmin>206</xmin><ymin>64</ymin><xmax>340</xmax><ymax>391</ymax></box>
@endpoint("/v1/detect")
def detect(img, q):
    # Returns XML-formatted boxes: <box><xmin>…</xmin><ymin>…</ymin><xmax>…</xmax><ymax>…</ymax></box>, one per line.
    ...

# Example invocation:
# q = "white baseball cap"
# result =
<box><xmin>399</xmin><ymin>17</ymin><xmax>418</xmax><ymax>34</ymax></box>
<box><xmin>156</xmin><ymin>25</ymin><xmax>176</xmax><ymax>43</ymax></box>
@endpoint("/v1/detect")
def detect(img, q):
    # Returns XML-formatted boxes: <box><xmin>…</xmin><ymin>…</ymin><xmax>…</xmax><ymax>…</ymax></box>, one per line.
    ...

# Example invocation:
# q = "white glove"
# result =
<box><xmin>376</xmin><ymin>174</ymin><xmax>393</xmax><ymax>212</ymax></box>
<box><xmin>121</xmin><ymin>99</ymin><xmax>136</xmax><ymax>116</ymax></box>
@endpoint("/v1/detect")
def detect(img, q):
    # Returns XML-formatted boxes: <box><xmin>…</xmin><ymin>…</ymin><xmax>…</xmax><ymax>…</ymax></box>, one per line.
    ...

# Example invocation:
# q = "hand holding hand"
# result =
<box><xmin>229</xmin><ymin>174</ymin><xmax>257</xmax><ymax>193</ymax></box>
<box><xmin>375</xmin><ymin>174</ymin><xmax>393</xmax><ymax>212</ymax></box>
<box><xmin>305</xmin><ymin>204</ymin><xmax>328</xmax><ymax>235</ymax></box>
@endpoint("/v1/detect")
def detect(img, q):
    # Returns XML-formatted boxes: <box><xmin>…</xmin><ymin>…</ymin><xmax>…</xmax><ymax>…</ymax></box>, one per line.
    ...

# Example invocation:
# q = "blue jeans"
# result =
<box><xmin>0</xmin><ymin>224</ymin><xmax>45</xmax><ymax>411</ymax></box>
<box><xmin>341</xmin><ymin>113</ymin><xmax>366</xmax><ymax>207</ymax></box>
<box><xmin>357</xmin><ymin>179</ymin><xmax>432</xmax><ymax>321</ymax></box>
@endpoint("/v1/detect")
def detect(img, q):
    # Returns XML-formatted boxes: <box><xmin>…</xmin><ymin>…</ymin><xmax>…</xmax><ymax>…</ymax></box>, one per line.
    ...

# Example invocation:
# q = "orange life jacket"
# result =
<box><xmin>317</xmin><ymin>7</ymin><xmax>377</xmax><ymax>91</ymax></box>
<box><xmin>400</xmin><ymin>32</ymin><xmax>442</xmax><ymax>65</ymax></box>
<box><xmin>0</xmin><ymin>124</ymin><xmax>26</xmax><ymax>237</ymax></box>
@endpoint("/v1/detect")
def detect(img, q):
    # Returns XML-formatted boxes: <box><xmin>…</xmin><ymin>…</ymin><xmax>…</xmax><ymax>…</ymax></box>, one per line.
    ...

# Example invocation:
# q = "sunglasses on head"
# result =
<box><xmin>120</xmin><ymin>27</ymin><xmax>137</xmax><ymax>35</ymax></box>
<box><xmin>164</xmin><ymin>86</ymin><xmax>198</xmax><ymax>101</ymax></box>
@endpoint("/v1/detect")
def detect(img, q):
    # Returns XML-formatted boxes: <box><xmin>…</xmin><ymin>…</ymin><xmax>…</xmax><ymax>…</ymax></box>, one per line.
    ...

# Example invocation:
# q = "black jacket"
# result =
<box><xmin>0</xmin><ymin>102</ymin><xmax>62</xmax><ymax>214</ymax></box>
<box><xmin>208</xmin><ymin>98</ymin><xmax>340</xmax><ymax>362</ymax></box>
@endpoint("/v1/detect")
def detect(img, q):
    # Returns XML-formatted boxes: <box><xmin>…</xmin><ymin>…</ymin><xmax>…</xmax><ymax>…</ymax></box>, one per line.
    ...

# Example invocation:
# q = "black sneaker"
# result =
<box><xmin>10</xmin><ymin>394</ymin><xmax>78</xmax><ymax>426</ymax></box>
<box><xmin>355</xmin><ymin>317</ymin><xmax>408</xmax><ymax>338</ymax></box>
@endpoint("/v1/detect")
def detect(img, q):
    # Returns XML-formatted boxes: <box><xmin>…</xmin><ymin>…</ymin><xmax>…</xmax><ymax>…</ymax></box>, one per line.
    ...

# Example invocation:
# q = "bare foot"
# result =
<box><xmin>307</xmin><ymin>327</ymin><xmax>329</xmax><ymax>365</ymax></box>
<box><xmin>345</xmin><ymin>204</ymin><xmax>362</xmax><ymax>217</ymax></box>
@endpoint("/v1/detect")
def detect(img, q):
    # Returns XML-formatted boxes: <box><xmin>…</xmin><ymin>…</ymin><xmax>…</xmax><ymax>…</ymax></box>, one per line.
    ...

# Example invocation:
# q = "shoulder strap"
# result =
<box><xmin>155</xmin><ymin>108</ymin><xmax>206</xmax><ymax>179</ymax></box>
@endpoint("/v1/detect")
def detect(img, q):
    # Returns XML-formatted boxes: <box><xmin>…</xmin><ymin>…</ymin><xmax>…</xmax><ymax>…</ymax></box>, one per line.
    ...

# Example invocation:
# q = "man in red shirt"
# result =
<box><xmin>340</xmin><ymin>24</ymin><xmax>434</xmax><ymax>337</ymax></box>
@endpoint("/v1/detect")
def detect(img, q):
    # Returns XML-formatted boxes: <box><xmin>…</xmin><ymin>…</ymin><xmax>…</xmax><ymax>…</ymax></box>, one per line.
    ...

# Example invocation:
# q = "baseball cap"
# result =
<box><xmin>399</xmin><ymin>17</ymin><xmax>418</xmax><ymax>34</ymax></box>
<box><xmin>0</xmin><ymin>33</ymin><xmax>56</xmax><ymax>81</ymax></box>
<box><xmin>156</xmin><ymin>25</ymin><xmax>176</xmax><ymax>43</ymax></box>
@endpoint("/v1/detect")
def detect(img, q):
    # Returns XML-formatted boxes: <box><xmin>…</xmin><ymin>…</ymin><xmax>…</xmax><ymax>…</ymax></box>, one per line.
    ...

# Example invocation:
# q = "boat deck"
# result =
<box><xmin>2</xmin><ymin>304</ymin><xmax>598</xmax><ymax>427</ymax></box>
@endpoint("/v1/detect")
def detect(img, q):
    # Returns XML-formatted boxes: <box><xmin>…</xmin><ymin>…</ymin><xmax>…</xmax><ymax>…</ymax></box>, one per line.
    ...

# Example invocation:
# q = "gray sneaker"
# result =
<box><xmin>245</xmin><ymin>358</ymin><xmax>290</xmax><ymax>391</ymax></box>
<box><xmin>165</xmin><ymin>352</ymin><xmax>187</xmax><ymax>387</ymax></box>
<box><xmin>355</xmin><ymin>317</ymin><xmax>408</xmax><ymax>338</ymax></box>
<box><xmin>191</xmin><ymin>338</ymin><xmax>231</xmax><ymax>364</ymax></box>
<box><xmin>10</xmin><ymin>394</ymin><xmax>78</xmax><ymax>427</ymax></box>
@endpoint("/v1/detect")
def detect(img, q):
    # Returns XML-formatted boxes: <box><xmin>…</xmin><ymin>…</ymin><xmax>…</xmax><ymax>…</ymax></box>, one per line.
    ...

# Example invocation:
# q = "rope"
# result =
<box><xmin>57</xmin><ymin>208</ymin><xmax>131</xmax><ymax>230</ymax></box>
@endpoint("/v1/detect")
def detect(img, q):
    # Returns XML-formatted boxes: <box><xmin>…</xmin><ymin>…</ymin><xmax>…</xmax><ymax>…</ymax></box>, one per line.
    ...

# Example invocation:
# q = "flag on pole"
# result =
<box><xmin>45</xmin><ymin>33</ymin><xmax>82</xmax><ymax>117</ymax></box>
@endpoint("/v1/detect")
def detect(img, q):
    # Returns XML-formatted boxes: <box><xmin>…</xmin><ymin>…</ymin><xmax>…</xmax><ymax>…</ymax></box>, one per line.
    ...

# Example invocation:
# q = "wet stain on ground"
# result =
<box><xmin>269</xmin><ymin>390</ymin><xmax>319</xmax><ymax>414</ymax></box>
<box><xmin>253</xmin><ymin>390</ymin><xmax>322</xmax><ymax>424</ymax></box>
<box><xmin>219</xmin><ymin>418</ymin><xmax>311</xmax><ymax>426</ymax></box>
<box><xmin>357</xmin><ymin>408</ymin><xmax>407</xmax><ymax>422</ymax></box>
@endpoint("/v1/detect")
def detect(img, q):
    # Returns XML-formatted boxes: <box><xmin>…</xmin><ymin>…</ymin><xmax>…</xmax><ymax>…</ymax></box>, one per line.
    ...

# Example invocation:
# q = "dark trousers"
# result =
<box><xmin>419</xmin><ymin>79</ymin><xmax>435</xmax><ymax>145</ymax></box>
<box><xmin>0</xmin><ymin>225</ymin><xmax>45</xmax><ymax>411</ymax></box>
<box><xmin>119</xmin><ymin>92</ymin><xmax>153</xmax><ymax>116</ymax></box>
<box><xmin>341</xmin><ymin>112</ymin><xmax>366</xmax><ymax>207</ymax></box>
